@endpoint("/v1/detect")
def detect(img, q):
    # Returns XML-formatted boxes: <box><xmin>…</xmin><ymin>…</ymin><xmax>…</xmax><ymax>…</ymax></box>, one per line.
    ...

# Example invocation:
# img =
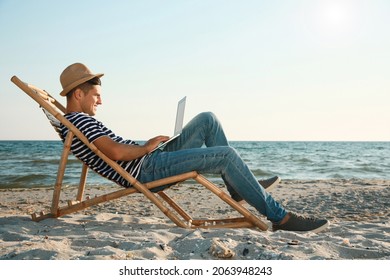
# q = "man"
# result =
<box><xmin>59</xmin><ymin>63</ymin><xmax>329</xmax><ymax>233</ymax></box>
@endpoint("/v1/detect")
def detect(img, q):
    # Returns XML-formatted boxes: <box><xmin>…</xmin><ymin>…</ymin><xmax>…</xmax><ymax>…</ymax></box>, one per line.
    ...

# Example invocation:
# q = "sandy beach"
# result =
<box><xmin>0</xmin><ymin>179</ymin><xmax>389</xmax><ymax>260</ymax></box>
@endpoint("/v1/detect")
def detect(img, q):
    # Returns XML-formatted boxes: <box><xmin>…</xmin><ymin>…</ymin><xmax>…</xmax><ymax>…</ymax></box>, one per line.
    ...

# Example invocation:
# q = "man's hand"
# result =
<box><xmin>143</xmin><ymin>135</ymin><xmax>170</xmax><ymax>153</ymax></box>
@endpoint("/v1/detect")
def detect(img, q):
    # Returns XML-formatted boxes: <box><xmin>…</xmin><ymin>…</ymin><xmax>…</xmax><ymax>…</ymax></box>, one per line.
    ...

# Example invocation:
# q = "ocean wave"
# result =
<box><xmin>27</xmin><ymin>158</ymin><xmax>80</xmax><ymax>165</ymax></box>
<box><xmin>0</xmin><ymin>183</ymin><xmax>54</xmax><ymax>189</ymax></box>
<box><xmin>10</xmin><ymin>174</ymin><xmax>49</xmax><ymax>182</ymax></box>
<box><xmin>295</xmin><ymin>157</ymin><xmax>313</xmax><ymax>164</ymax></box>
<box><xmin>250</xmin><ymin>169</ymin><xmax>274</xmax><ymax>177</ymax></box>
<box><xmin>0</xmin><ymin>174</ymin><xmax>53</xmax><ymax>189</ymax></box>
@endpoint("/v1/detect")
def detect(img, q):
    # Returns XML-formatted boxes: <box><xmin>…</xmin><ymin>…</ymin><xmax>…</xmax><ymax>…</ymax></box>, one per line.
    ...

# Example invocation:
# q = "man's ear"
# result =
<box><xmin>73</xmin><ymin>88</ymin><xmax>83</xmax><ymax>101</ymax></box>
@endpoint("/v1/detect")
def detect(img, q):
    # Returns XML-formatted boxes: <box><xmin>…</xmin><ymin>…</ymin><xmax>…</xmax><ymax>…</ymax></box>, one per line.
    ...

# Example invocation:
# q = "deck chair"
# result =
<box><xmin>11</xmin><ymin>75</ymin><xmax>268</xmax><ymax>231</ymax></box>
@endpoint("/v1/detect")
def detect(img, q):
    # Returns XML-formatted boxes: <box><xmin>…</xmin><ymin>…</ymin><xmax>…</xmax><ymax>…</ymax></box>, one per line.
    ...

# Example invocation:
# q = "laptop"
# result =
<box><xmin>150</xmin><ymin>96</ymin><xmax>186</xmax><ymax>153</ymax></box>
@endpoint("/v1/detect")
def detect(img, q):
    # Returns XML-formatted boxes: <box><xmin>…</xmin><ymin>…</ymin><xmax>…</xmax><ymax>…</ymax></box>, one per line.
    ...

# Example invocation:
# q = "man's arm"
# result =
<box><xmin>93</xmin><ymin>135</ymin><xmax>170</xmax><ymax>161</ymax></box>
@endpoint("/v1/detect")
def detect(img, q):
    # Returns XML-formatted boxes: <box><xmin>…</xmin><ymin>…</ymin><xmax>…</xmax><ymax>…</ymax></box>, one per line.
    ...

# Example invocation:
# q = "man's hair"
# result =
<box><xmin>66</xmin><ymin>77</ymin><xmax>101</xmax><ymax>100</ymax></box>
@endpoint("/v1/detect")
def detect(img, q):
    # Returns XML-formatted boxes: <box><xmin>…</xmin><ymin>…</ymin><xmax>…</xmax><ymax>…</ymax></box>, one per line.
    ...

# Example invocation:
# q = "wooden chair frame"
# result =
<box><xmin>11</xmin><ymin>75</ymin><xmax>268</xmax><ymax>231</ymax></box>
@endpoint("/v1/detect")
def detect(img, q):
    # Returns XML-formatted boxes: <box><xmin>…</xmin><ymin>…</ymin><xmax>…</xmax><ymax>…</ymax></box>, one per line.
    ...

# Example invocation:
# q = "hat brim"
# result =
<box><xmin>60</xmin><ymin>73</ymin><xmax>104</xmax><ymax>96</ymax></box>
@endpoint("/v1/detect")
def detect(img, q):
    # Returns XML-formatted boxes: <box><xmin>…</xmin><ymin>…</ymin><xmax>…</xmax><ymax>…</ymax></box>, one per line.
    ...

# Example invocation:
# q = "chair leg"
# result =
<box><xmin>76</xmin><ymin>164</ymin><xmax>88</xmax><ymax>201</ymax></box>
<box><xmin>158</xmin><ymin>190</ymin><xmax>255</xmax><ymax>228</ymax></box>
<box><xmin>157</xmin><ymin>173</ymin><xmax>268</xmax><ymax>230</ymax></box>
<box><xmin>158</xmin><ymin>191</ymin><xmax>193</xmax><ymax>222</ymax></box>
<box><xmin>50</xmin><ymin>131</ymin><xmax>74</xmax><ymax>216</ymax></box>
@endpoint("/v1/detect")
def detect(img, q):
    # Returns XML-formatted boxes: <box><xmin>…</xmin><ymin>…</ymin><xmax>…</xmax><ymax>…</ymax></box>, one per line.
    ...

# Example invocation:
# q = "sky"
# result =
<box><xmin>0</xmin><ymin>0</ymin><xmax>389</xmax><ymax>141</ymax></box>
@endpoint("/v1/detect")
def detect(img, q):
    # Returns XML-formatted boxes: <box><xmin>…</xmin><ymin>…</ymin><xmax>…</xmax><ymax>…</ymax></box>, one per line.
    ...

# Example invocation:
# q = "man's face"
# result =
<box><xmin>80</xmin><ymin>85</ymin><xmax>102</xmax><ymax>116</ymax></box>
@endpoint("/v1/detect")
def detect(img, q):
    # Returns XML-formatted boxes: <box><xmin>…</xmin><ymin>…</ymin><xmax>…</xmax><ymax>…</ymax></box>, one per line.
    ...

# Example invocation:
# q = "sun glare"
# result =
<box><xmin>324</xmin><ymin>4</ymin><xmax>345</xmax><ymax>26</ymax></box>
<box><xmin>316</xmin><ymin>1</ymin><xmax>356</xmax><ymax>32</ymax></box>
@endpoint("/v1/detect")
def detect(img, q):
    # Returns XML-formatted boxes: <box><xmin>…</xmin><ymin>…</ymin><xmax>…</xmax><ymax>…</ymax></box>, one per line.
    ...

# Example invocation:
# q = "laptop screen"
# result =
<box><xmin>174</xmin><ymin>96</ymin><xmax>186</xmax><ymax>135</ymax></box>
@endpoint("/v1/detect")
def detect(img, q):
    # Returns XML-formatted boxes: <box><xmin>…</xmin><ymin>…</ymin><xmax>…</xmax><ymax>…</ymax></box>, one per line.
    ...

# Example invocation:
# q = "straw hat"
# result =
<box><xmin>59</xmin><ymin>63</ymin><xmax>104</xmax><ymax>96</ymax></box>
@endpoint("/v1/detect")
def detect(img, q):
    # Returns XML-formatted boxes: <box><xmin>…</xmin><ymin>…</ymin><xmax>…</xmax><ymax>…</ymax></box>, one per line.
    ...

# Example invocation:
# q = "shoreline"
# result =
<box><xmin>1</xmin><ymin>179</ymin><xmax>389</xmax><ymax>260</ymax></box>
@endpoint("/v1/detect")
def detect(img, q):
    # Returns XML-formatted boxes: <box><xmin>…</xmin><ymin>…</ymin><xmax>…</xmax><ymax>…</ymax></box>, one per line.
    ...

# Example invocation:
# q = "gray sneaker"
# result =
<box><xmin>258</xmin><ymin>176</ymin><xmax>281</xmax><ymax>192</ymax></box>
<box><xmin>273</xmin><ymin>213</ymin><xmax>330</xmax><ymax>233</ymax></box>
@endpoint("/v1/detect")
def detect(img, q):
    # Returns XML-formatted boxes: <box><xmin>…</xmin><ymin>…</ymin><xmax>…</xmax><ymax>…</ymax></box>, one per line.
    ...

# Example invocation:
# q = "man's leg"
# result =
<box><xmin>164</xmin><ymin>111</ymin><xmax>229</xmax><ymax>151</ymax></box>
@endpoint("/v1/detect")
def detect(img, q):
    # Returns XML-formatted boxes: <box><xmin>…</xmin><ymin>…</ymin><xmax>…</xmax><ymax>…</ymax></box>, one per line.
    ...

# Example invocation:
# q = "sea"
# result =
<box><xmin>0</xmin><ymin>141</ymin><xmax>389</xmax><ymax>189</ymax></box>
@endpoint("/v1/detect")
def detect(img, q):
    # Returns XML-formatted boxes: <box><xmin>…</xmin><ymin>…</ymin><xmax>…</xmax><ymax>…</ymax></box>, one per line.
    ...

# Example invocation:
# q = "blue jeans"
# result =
<box><xmin>139</xmin><ymin>112</ymin><xmax>287</xmax><ymax>223</ymax></box>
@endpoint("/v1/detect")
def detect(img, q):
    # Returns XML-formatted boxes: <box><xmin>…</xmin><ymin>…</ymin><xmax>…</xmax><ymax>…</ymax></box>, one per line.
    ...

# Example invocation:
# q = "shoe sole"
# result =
<box><xmin>272</xmin><ymin>220</ymin><xmax>330</xmax><ymax>233</ymax></box>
